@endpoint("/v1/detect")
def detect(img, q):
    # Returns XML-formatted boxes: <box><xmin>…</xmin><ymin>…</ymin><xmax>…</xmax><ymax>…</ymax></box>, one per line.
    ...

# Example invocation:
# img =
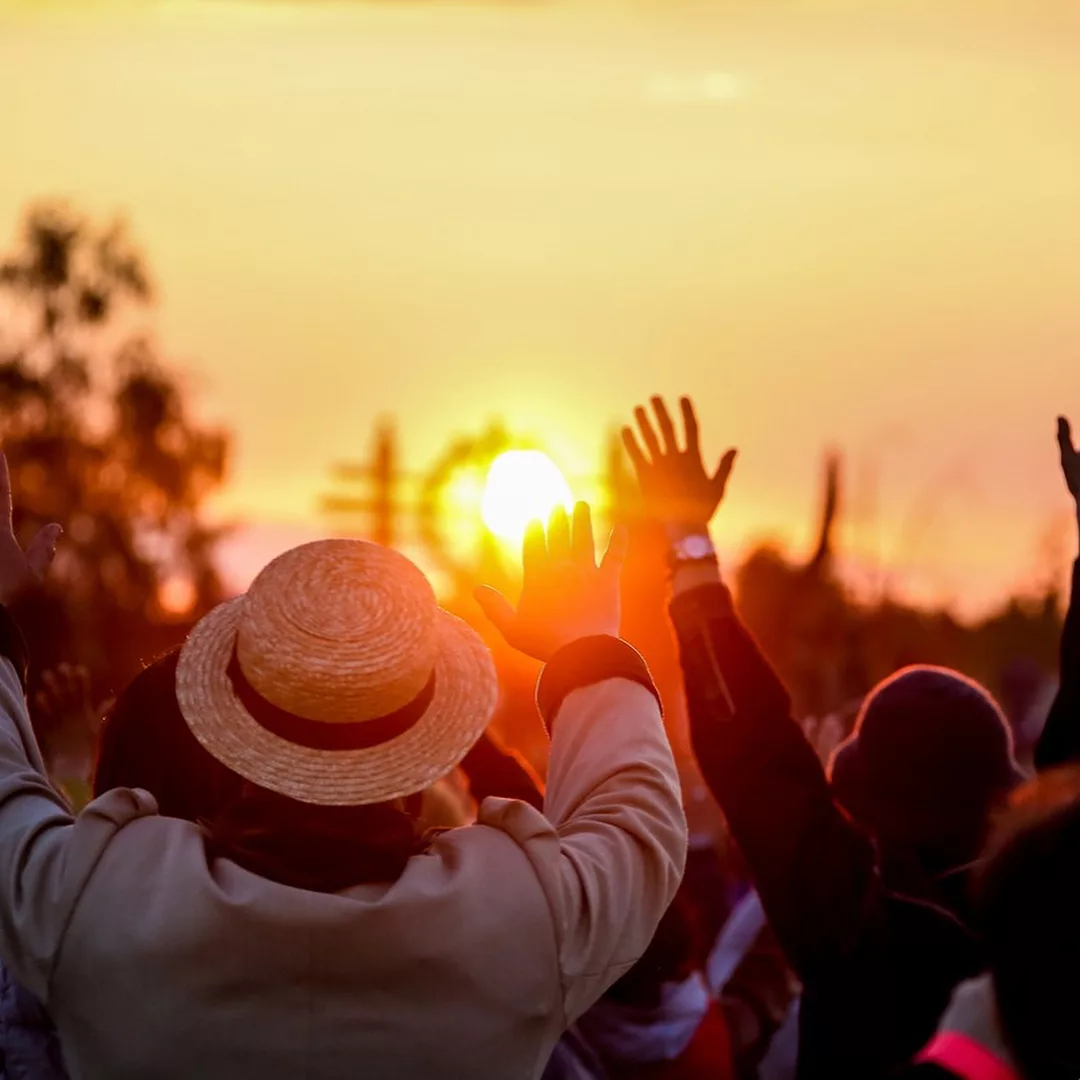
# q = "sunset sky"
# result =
<box><xmin>1</xmin><ymin>0</ymin><xmax>1078</xmax><ymax>615</ymax></box>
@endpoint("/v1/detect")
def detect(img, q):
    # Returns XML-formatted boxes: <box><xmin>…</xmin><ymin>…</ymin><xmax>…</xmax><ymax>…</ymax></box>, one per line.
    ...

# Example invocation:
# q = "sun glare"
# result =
<box><xmin>481</xmin><ymin>450</ymin><xmax>574</xmax><ymax>544</ymax></box>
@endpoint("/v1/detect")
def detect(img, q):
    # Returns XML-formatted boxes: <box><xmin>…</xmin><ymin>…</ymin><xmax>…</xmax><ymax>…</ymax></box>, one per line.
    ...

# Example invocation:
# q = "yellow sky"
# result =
<box><xmin>1</xmin><ymin>0</ymin><xmax>1079</xmax><ymax>613</ymax></box>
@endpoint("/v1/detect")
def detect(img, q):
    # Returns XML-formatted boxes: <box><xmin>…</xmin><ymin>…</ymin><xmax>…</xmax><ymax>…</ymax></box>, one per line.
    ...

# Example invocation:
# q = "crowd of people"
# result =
<box><xmin>0</xmin><ymin>395</ymin><xmax>1077</xmax><ymax>1080</ymax></box>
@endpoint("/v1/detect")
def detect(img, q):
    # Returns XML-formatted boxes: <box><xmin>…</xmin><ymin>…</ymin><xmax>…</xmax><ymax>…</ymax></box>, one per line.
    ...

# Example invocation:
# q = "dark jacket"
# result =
<box><xmin>0</xmin><ymin>961</ymin><xmax>68</xmax><ymax>1080</ymax></box>
<box><xmin>670</xmin><ymin>582</ymin><xmax>982</xmax><ymax>1080</ymax></box>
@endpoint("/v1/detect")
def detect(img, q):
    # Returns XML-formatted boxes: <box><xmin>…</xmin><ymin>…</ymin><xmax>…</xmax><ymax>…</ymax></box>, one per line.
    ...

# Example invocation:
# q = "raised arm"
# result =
<box><xmin>476</xmin><ymin>504</ymin><xmax>687</xmax><ymax>1021</ymax></box>
<box><xmin>0</xmin><ymin>457</ymin><xmax>85</xmax><ymax>997</ymax></box>
<box><xmin>622</xmin><ymin>398</ymin><xmax>878</xmax><ymax>980</ymax></box>
<box><xmin>1034</xmin><ymin>417</ymin><xmax>1080</xmax><ymax>770</ymax></box>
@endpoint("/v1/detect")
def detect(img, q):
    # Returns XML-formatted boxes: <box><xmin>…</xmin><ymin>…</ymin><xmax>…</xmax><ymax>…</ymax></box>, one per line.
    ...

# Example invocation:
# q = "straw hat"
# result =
<box><xmin>175</xmin><ymin>539</ymin><xmax>498</xmax><ymax>806</ymax></box>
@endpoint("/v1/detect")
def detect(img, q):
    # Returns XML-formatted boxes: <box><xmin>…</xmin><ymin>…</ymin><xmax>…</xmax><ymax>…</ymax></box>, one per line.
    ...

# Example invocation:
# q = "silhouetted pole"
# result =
<box><xmin>371</xmin><ymin>422</ymin><xmax>397</xmax><ymax>548</ymax></box>
<box><xmin>807</xmin><ymin>453</ymin><xmax>841</xmax><ymax>576</ymax></box>
<box><xmin>322</xmin><ymin>421</ymin><xmax>403</xmax><ymax>545</ymax></box>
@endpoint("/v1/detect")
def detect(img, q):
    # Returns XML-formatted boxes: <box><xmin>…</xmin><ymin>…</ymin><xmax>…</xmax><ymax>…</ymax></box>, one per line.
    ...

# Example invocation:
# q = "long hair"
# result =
<box><xmin>94</xmin><ymin>649</ymin><xmax>426</xmax><ymax>892</ymax></box>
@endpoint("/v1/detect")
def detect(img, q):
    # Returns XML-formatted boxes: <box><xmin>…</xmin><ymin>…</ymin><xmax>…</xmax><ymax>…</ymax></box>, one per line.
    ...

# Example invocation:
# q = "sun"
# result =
<box><xmin>481</xmin><ymin>450</ymin><xmax>574</xmax><ymax>544</ymax></box>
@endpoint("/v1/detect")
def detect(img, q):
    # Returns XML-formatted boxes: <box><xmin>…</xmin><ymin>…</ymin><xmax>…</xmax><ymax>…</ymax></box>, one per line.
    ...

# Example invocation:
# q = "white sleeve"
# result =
<box><xmin>481</xmin><ymin>677</ymin><xmax>687</xmax><ymax>1024</ymax></box>
<box><xmin>0</xmin><ymin>656</ymin><xmax>155</xmax><ymax>1000</ymax></box>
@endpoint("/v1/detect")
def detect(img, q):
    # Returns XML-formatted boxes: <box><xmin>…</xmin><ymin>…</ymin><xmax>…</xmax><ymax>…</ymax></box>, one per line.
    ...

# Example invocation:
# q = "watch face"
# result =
<box><xmin>682</xmin><ymin>535</ymin><xmax>713</xmax><ymax>559</ymax></box>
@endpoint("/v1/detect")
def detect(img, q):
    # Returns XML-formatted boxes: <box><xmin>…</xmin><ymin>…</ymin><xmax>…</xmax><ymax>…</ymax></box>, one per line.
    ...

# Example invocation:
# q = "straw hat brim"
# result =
<box><xmin>175</xmin><ymin>598</ymin><xmax>499</xmax><ymax>806</ymax></box>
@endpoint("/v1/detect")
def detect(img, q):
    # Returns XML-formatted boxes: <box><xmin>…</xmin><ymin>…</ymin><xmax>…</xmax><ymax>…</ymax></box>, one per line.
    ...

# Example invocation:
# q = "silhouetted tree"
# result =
<box><xmin>0</xmin><ymin>202</ymin><xmax>229</xmax><ymax>697</ymax></box>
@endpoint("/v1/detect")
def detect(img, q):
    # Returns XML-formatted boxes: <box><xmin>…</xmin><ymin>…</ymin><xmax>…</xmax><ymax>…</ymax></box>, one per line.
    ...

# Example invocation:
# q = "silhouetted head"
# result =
<box><xmin>827</xmin><ymin>665</ymin><xmax>1021</xmax><ymax>869</ymax></box>
<box><xmin>93</xmin><ymin>648</ymin><xmax>240</xmax><ymax>821</ymax></box>
<box><xmin>97</xmin><ymin>538</ymin><xmax>506</xmax><ymax>891</ymax></box>
<box><xmin>173</xmin><ymin>539</ymin><xmax>497</xmax><ymax>806</ymax></box>
<box><xmin>975</xmin><ymin>766</ymin><xmax>1080</xmax><ymax>1080</ymax></box>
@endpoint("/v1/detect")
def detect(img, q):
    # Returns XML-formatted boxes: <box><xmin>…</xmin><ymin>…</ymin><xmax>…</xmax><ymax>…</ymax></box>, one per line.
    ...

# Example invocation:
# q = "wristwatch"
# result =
<box><xmin>666</xmin><ymin>533</ymin><xmax>717</xmax><ymax>569</ymax></box>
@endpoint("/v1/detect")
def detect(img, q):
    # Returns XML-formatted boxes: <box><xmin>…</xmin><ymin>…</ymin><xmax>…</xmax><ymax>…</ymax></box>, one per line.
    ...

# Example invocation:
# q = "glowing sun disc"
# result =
<box><xmin>481</xmin><ymin>450</ymin><xmax>574</xmax><ymax>543</ymax></box>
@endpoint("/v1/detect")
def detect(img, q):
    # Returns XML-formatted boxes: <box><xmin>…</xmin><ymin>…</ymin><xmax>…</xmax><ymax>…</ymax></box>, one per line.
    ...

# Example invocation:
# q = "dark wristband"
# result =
<box><xmin>536</xmin><ymin>635</ymin><xmax>661</xmax><ymax>732</ymax></box>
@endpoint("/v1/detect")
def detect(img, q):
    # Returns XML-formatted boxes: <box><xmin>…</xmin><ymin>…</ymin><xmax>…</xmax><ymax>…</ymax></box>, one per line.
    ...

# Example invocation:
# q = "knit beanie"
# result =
<box><xmin>827</xmin><ymin>665</ymin><xmax>1023</xmax><ymax>858</ymax></box>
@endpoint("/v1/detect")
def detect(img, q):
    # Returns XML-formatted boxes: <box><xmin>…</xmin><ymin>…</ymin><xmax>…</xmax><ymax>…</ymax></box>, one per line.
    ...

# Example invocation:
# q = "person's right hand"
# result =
<box><xmin>475</xmin><ymin>502</ymin><xmax>627</xmax><ymax>662</ymax></box>
<box><xmin>622</xmin><ymin>396</ymin><xmax>737</xmax><ymax>537</ymax></box>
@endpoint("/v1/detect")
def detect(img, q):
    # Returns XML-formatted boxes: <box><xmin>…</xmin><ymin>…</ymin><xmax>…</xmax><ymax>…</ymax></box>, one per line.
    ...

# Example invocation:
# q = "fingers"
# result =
<box><xmin>1058</xmin><ymin>416</ymin><xmax>1076</xmax><ymax>463</ymax></box>
<box><xmin>710</xmin><ymin>448</ymin><xmax>738</xmax><ymax>501</ymax></box>
<box><xmin>651</xmin><ymin>396</ymin><xmax>678</xmax><ymax>455</ymax></box>
<box><xmin>547</xmin><ymin>505</ymin><xmax>571</xmax><ymax>564</ymax></box>
<box><xmin>679</xmin><ymin>397</ymin><xmax>701</xmax><ymax>457</ymax></box>
<box><xmin>473</xmin><ymin>586</ymin><xmax>516</xmax><ymax>638</ymax></box>
<box><xmin>0</xmin><ymin>453</ymin><xmax>11</xmax><ymax>528</ymax></box>
<box><xmin>633</xmin><ymin>405</ymin><xmax>663</xmax><ymax>461</ymax></box>
<box><xmin>522</xmin><ymin>519</ymin><xmax>547</xmax><ymax>589</ymax></box>
<box><xmin>25</xmin><ymin>523</ymin><xmax>62</xmax><ymax>582</ymax></box>
<box><xmin>571</xmin><ymin>501</ymin><xmax>595</xmax><ymax>566</ymax></box>
<box><xmin>600</xmin><ymin>525</ymin><xmax>629</xmax><ymax>577</ymax></box>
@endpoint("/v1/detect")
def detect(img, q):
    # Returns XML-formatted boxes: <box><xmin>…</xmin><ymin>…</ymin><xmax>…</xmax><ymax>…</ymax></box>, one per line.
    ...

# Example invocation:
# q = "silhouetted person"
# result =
<box><xmin>899</xmin><ymin>766</ymin><xmax>1080</xmax><ymax>1079</ymax></box>
<box><xmin>621</xmin><ymin>397</ymin><xmax>1019</xmax><ymax>1079</ymax></box>
<box><xmin>0</xmin><ymin>472</ymin><xmax>686</xmax><ymax>1079</ymax></box>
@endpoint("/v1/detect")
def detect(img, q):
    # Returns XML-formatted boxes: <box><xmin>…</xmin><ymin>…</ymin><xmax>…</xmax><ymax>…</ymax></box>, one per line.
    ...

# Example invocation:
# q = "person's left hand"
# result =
<box><xmin>0</xmin><ymin>452</ymin><xmax>62</xmax><ymax>606</ymax></box>
<box><xmin>622</xmin><ymin>396</ymin><xmax>737</xmax><ymax>538</ymax></box>
<box><xmin>1058</xmin><ymin>417</ymin><xmax>1080</xmax><ymax>551</ymax></box>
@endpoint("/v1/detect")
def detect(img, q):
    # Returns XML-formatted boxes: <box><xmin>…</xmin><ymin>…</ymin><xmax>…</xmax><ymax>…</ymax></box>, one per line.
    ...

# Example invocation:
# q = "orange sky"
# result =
<box><xmin>1</xmin><ymin>0</ymin><xmax>1079</xmax><ymax>615</ymax></box>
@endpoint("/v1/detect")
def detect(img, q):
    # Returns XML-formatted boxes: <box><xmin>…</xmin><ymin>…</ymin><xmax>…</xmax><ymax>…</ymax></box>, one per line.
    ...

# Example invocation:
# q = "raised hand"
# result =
<box><xmin>475</xmin><ymin>502</ymin><xmax>627</xmax><ymax>662</ymax></box>
<box><xmin>1059</xmin><ymin>417</ymin><xmax>1080</xmax><ymax>501</ymax></box>
<box><xmin>0</xmin><ymin>452</ymin><xmax>62</xmax><ymax>605</ymax></box>
<box><xmin>622</xmin><ymin>396</ymin><xmax>737</xmax><ymax>537</ymax></box>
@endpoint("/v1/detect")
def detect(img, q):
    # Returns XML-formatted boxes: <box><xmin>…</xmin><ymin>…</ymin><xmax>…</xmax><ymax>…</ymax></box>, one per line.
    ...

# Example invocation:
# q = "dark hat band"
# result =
<box><xmin>226</xmin><ymin>647</ymin><xmax>435</xmax><ymax>752</ymax></box>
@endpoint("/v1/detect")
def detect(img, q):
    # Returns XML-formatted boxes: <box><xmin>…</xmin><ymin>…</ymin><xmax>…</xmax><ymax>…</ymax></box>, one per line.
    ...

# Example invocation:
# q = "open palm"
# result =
<box><xmin>0</xmin><ymin>453</ymin><xmax>62</xmax><ymax>606</ymax></box>
<box><xmin>475</xmin><ymin>503</ymin><xmax>626</xmax><ymax>662</ymax></box>
<box><xmin>622</xmin><ymin>396</ymin><xmax>737</xmax><ymax>534</ymax></box>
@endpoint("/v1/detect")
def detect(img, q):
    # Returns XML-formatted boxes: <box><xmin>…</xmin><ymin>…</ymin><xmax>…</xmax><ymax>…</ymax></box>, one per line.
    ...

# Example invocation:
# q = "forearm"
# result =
<box><xmin>669</xmin><ymin>579</ymin><xmax>875</xmax><ymax>975</ymax></box>
<box><xmin>537</xmin><ymin>645</ymin><xmax>687</xmax><ymax>1020</ymax></box>
<box><xmin>540</xmin><ymin>641</ymin><xmax>681</xmax><ymax>847</ymax></box>
<box><xmin>0</xmin><ymin>649</ymin><xmax>79</xmax><ymax>999</ymax></box>
<box><xmin>1035</xmin><ymin>557</ymin><xmax>1080</xmax><ymax>770</ymax></box>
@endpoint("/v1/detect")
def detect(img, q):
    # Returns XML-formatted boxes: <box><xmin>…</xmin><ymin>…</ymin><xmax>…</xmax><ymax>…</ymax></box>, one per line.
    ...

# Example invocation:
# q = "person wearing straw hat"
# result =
<box><xmin>0</xmin><ymin>453</ymin><xmax>687</xmax><ymax>1080</ymax></box>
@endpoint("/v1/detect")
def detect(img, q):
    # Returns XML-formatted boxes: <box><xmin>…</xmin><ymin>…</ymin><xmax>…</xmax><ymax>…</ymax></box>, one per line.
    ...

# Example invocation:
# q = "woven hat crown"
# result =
<box><xmin>235</xmin><ymin>539</ymin><xmax>439</xmax><ymax>725</ymax></box>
